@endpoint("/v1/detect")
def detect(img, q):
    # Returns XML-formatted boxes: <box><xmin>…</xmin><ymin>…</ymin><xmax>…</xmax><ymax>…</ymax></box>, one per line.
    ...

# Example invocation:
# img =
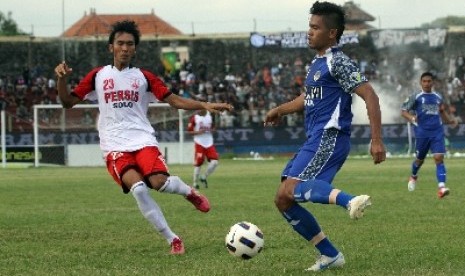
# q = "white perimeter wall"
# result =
<box><xmin>67</xmin><ymin>142</ymin><xmax>194</xmax><ymax>166</ymax></box>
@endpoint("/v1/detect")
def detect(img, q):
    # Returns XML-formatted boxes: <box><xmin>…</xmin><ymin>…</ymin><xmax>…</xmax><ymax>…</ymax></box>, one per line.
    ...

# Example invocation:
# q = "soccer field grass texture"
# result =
<box><xmin>1</xmin><ymin>158</ymin><xmax>464</xmax><ymax>275</ymax></box>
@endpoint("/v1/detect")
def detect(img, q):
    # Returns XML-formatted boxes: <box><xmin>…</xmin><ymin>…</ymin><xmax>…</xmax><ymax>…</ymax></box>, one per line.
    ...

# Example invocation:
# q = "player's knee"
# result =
<box><xmin>433</xmin><ymin>155</ymin><xmax>444</xmax><ymax>163</ymax></box>
<box><xmin>147</xmin><ymin>174</ymin><xmax>169</xmax><ymax>190</ymax></box>
<box><xmin>210</xmin><ymin>159</ymin><xmax>218</xmax><ymax>167</ymax></box>
<box><xmin>274</xmin><ymin>190</ymin><xmax>293</xmax><ymax>212</ymax></box>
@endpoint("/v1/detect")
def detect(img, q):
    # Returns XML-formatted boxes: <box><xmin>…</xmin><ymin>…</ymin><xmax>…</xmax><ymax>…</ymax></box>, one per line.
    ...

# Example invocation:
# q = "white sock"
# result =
<box><xmin>131</xmin><ymin>181</ymin><xmax>177</xmax><ymax>243</ymax></box>
<box><xmin>438</xmin><ymin>182</ymin><xmax>446</xmax><ymax>189</ymax></box>
<box><xmin>193</xmin><ymin>166</ymin><xmax>201</xmax><ymax>185</ymax></box>
<box><xmin>159</xmin><ymin>176</ymin><xmax>192</xmax><ymax>196</ymax></box>
<box><xmin>205</xmin><ymin>160</ymin><xmax>218</xmax><ymax>178</ymax></box>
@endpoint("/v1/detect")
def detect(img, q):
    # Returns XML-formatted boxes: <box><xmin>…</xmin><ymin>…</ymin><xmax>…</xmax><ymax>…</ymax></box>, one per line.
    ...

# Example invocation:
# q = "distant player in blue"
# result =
<box><xmin>401</xmin><ymin>71</ymin><xmax>458</xmax><ymax>198</ymax></box>
<box><xmin>264</xmin><ymin>1</ymin><xmax>386</xmax><ymax>272</ymax></box>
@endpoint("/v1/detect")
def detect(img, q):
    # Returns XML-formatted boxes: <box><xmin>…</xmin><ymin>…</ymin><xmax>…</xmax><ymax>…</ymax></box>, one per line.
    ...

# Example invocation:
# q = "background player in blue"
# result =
<box><xmin>264</xmin><ymin>1</ymin><xmax>386</xmax><ymax>272</ymax></box>
<box><xmin>401</xmin><ymin>71</ymin><xmax>458</xmax><ymax>198</ymax></box>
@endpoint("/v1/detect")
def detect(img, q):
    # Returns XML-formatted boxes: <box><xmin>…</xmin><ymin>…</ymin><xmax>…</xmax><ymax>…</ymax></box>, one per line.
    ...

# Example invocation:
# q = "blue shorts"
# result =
<box><xmin>415</xmin><ymin>132</ymin><xmax>446</xmax><ymax>159</ymax></box>
<box><xmin>282</xmin><ymin>128</ymin><xmax>350</xmax><ymax>183</ymax></box>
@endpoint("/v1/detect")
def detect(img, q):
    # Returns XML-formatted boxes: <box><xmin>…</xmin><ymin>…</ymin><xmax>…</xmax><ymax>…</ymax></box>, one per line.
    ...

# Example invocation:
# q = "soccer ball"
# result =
<box><xmin>225</xmin><ymin>221</ymin><xmax>264</xmax><ymax>259</ymax></box>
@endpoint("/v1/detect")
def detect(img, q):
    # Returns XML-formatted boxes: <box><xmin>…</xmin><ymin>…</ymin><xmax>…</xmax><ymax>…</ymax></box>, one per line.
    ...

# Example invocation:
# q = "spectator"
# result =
<box><xmin>219</xmin><ymin>110</ymin><xmax>235</xmax><ymax>128</ymax></box>
<box><xmin>0</xmin><ymin>88</ymin><xmax>7</xmax><ymax>110</ymax></box>
<box><xmin>239</xmin><ymin>106</ymin><xmax>251</xmax><ymax>127</ymax></box>
<box><xmin>16</xmin><ymin>100</ymin><xmax>29</xmax><ymax>121</ymax></box>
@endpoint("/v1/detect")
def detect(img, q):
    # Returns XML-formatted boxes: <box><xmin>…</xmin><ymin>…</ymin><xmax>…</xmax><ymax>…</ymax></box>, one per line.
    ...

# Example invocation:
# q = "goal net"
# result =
<box><xmin>32</xmin><ymin>103</ymin><xmax>195</xmax><ymax>167</ymax></box>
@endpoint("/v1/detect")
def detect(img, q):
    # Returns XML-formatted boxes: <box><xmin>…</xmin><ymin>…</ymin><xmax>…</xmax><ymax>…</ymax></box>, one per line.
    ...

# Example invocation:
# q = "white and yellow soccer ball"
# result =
<box><xmin>225</xmin><ymin>221</ymin><xmax>264</xmax><ymax>259</ymax></box>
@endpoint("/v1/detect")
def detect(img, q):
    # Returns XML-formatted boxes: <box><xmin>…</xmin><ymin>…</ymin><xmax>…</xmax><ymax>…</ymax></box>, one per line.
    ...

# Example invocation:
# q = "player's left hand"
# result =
<box><xmin>370</xmin><ymin>139</ymin><xmax>386</xmax><ymax>164</ymax></box>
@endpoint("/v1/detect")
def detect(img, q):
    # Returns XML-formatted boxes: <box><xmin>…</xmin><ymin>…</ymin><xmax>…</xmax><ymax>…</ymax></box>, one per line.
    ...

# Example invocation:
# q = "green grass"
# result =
<box><xmin>1</xmin><ymin>157</ymin><xmax>464</xmax><ymax>275</ymax></box>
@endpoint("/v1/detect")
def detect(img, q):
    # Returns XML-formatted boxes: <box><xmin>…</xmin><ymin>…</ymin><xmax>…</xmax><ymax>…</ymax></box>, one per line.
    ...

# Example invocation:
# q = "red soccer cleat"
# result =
<box><xmin>170</xmin><ymin>237</ymin><xmax>185</xmax><ymax>255</ymax></box>
<box><xmin>437</xmin><ymin>187</ymin><xmax>450</xmax><ymax>199</ymax></box>
<box><xmin>185</xmin><ymin>189</ymin><xmax>210</xmax><ymax>212</ymax></box>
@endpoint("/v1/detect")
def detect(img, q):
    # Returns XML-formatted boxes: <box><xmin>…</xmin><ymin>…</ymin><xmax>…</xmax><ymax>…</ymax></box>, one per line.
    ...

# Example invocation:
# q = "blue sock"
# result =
<box><xmin>294</xmin><ymin>179</ymin><xmax>333</xmax><ymax>204</ymax></box>
<box><xmin>283</xmin><ymin>204</ymin><xmax>339</xmax><ymax>257</ymax></box>
<box><xmin>436</xmin><ymin>162</ymin><xmax>446</xmax><ymax>183</ymax></box>
<box><xmin>412</xmin><ymin>161</ymin><xmax>421</xmax><ymax>176</ymax></box>
<box><xmin>336</xmin><ymin>192</ymin><xmax>354</xmax><ymax>209</ymax></box>
<box><xmin>315</xmin><ymin>238</ymin><xmax>339</xmax><ymax>258</ymax></box>
<box><xmin>283</xmin><ymin>204</ymin><xmax>320</xmax><ymax>240</ymax></box>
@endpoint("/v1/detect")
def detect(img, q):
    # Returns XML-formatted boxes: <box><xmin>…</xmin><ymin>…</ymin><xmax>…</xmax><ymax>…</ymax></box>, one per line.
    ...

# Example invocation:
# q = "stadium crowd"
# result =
<box><xmin>1</xmin><ymin>53</ymin><xmax>464</xmax><ymax>131</ymax></box>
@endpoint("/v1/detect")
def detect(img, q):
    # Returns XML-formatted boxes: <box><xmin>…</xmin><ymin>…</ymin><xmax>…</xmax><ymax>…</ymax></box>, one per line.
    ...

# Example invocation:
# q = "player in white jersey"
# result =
<box><xmin>187</xmin><ymin>109</ymin><xmax>219</xmax><ymax>189</ymax></box>
<box><xmin>54</xmin><ymin>20</ymin><xmax>233</xmax><ymax>255</ymax></box>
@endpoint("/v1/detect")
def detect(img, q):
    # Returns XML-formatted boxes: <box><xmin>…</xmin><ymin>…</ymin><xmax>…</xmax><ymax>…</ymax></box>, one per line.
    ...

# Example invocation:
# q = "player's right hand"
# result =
<box><xmin>204</xmin><ymin>102</ymin><xmax>233</xmax><ymax>113</ymax></box>
<box><xmin>55</xmin><ymin>61</ymin><xmax>73</xmax><ymax>79</ymax></box>
<box><xmin>263</xmin><ymin>108</ymin><xmax>281</xmax><ymax>127</ymax></box>
<box><xmin>370</xmin><ymin>139</ymin><xmax>386</xmax><ymax>164</ymax></box>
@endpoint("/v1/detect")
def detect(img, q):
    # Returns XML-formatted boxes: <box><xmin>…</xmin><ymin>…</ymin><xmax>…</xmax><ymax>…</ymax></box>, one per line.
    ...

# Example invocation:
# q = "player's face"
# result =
<box><xmin>420</xmin><ymin>76</ymin><xmax>433</xmax><ymax>92</ymax></box>
<box><xmin>307</xmin><ymin>15</ymin><xmax>337</xmax><ymax>54</ymax></box>
<box><xmin>109</xmin><ymin>32</ymin><xmax>136</xmax><ymax>70</ymax></box>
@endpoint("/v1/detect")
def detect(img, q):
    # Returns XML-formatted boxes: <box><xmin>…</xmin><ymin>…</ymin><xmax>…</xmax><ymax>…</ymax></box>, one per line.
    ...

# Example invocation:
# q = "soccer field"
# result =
<box><xmin>1</xmin><ymin>157</ymin><xmax>464</xmax><ymax>275</ymax></box>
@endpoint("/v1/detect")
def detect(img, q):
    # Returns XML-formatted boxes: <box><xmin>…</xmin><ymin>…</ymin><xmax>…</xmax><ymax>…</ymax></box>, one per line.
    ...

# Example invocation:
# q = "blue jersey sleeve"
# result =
<box><xmin>331</xmin><ymin>53</ymin><xmax>368</xmax><ymax>94</ymax></box>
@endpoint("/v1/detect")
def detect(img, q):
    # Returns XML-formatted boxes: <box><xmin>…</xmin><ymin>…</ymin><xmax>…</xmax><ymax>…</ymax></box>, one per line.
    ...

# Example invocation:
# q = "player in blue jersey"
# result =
<box><xmin>263</xmin><ymin>1</ymin><xmax>386</xmax><ymax>272</ymax></box>
<box><xmin>401</xmin><ymin>71</ymin><xmax>458</xmax><ymax>198</ymax></box>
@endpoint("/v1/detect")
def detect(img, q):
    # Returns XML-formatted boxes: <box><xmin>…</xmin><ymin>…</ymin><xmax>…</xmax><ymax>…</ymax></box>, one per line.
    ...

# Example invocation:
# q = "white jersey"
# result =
<box><xmin>72</xmin><ymin>65</ymin><xmax>171</xmax><ymax>153</ymax></box>
<box><xmin>187</xmin><ymin>111</ymin><xmax>214</xmax><ymax>148</ymax></box>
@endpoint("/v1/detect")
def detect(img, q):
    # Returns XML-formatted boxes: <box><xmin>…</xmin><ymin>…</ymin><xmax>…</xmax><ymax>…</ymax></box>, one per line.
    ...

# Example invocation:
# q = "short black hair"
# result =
<box><xmin>108</xmin><ymin>20</ymin><xmax>141</xmax><ymax>46</ymax></box>
<box><xmin>420</xmin><ymin>71</ymin><xmax>434</xmax><ymax>80</ymax></box>
<box><xmin>310</xmin><ymin>1</ymin><xmax>345</xmax><ymax>43</ymax></box>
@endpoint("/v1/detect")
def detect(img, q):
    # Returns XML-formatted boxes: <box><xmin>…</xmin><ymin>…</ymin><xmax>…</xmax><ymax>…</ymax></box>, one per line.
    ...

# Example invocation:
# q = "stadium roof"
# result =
<box><xmin>62</xmin><ymin>8</ymin><xmax>182</xmax><ymax>37</ymax></box>
<box><xmin>62</xmin><ymin>2</ymin><xmax>375</xmax><ymax>38</ymax></box>
<box><xmin>343</xmin><ymin>1</ymin><xmax>376</xmax><ymax>30</ymax></box>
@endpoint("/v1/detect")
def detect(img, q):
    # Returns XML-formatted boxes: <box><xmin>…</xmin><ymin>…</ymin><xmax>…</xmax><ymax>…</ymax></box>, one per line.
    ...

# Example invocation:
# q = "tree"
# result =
<box><xmin>421</xmin><ymin>16</ymin><xmax>465</xmax><ymax>28</ymax></box>
<box><xmin>0</xmin><ymin>11</ymin><xmax>28</xmax><ymax>36</ymax></box>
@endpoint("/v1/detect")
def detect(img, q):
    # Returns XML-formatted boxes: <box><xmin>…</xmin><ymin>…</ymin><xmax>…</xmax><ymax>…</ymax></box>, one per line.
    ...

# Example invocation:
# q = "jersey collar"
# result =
<box><xmin>111</xmin><ymin>64</ymin><xmax>134</xmax><ymax>71</ymax></box>
<box><xmin>316</xmin><ymin>46</ymin><xmax>339</xmax><ymax>58</ymax></box>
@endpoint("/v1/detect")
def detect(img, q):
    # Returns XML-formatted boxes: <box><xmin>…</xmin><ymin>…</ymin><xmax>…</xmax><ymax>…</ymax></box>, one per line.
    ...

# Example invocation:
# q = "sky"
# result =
<box><xmin>1</xmin><ymin>0</ymin><xmax>463</xmax><ymax>37</ymax></box>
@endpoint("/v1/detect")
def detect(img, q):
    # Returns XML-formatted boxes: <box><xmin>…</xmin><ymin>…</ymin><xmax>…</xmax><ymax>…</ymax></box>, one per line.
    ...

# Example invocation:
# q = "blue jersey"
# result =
<box><xmin>304</xmin><ymin>47</ymin><xmax>367</xmax><ymax>137</ymax></box>
<box><xmin>401</xmin><ymin>91</ymin><xmax>444</xmax><ymax>138</ymax></box>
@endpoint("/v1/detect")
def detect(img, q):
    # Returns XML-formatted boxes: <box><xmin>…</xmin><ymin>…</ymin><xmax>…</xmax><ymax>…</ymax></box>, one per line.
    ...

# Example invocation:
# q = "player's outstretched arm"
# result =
<box><xmin>355</xmin><ymin>83</ymin><xmax>386</xmax><ymax>164</ymax></box>
<box><xmin>164</xmin><ymin>94</ymin><xmax>233</xmax><ymax>113</ymax></box>
<box><xmin>55</xmin><ymin>61</ymin><xmax>81</xmax><ymax>109</ymax></box>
